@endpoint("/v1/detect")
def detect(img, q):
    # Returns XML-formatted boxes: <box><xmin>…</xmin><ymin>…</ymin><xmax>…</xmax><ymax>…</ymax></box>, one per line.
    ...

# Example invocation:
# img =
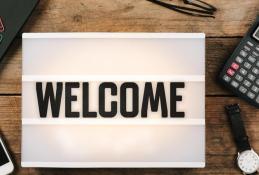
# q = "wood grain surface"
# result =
<box><xmin>0</xmin><ymin>0</ymin><xmax>259</xmax><ymax>174</ymax></box>
<box><xmin>22</xmin><ymin>0</ymin><xmax>258</xmax><ymax>37</ymax></box>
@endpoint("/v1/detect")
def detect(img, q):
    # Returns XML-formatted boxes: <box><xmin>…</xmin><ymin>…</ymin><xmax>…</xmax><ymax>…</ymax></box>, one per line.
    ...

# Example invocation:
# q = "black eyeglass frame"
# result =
<box><xmin>147</xmin><ymin>0</ymin><xmax>217</xmax><ymax>18</ymax></box>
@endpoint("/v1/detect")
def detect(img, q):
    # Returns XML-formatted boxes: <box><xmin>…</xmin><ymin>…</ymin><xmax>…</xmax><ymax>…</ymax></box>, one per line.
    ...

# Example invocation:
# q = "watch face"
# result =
<box><xmin>237</xmin><ymin>150</ymin><xmax>259</xmax><ymax>174</ymax></box>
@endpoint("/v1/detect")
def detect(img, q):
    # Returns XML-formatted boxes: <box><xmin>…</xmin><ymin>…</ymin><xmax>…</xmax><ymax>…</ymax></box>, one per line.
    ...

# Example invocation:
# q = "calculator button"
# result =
<box><xmin>227</xmin><ymin>68</ymin><xmax>235</xmax><ymax>76</ymax></box>
<box><xmin>252</xmin><ymin>68</ymin><xmax>259</xmax><ymax>75</ymax></box>
<box><xmin>235</xmin><ymin>74</ymin><xmax>243</xmax><ymax>82</ymax></box>
<box><xmin>251</xmin><ymin>85</ymin><xmax>259</xmax><ymax>93</ymax></box>
<box><xmin>248</xmin><ymin>74</ymin><xmax>256</xmax><ymax>81</ymax></box>
<box><xmin>256</xmin><ymin>45</ymin><xmax>259</xmax><ymax>52</ymax></box>
<box><xmin>231</xmin><ymin>62</ymin><xmax>239</xmax><ymax>70</ymax></box>
<box><xmin>231</xmin><ymin>80</ymin><xmax>239</xmax><ymax>88</ymax></box>
<box><xmin>223</xmin><ymin>75</ymin><xmax>231</xmax><ymax>82</ymax></box>
<box><xmin>243</xmin><ymin>80</ymin><xmax>251</xmax><ymax>87</ymax></box>
<box><xmin>239</xmin><ymin>68</ymin><xmax>247</xmax><ymax>75</ymax></box>
<box><xmin>240</xmin><ymin>50</ymin><xmax>248</xmax><ymax>57</ymax></box>
<box><xmin>248</xmin><ymin>56</ymin><xmax>256</xmax><ymax>63</ymax></box>
<box><xmin>256</xmin><ymin>96</ymin><xmax>259</xmax><ymax>103</ymax></box>
<box><xmin>253</xmin><ymin>51</ymin><xmax>259</xmax><ymax>57</ymax></box>
<box><xmin>239</xmin><ymin>86</ymin><xmax>247</xmax><ymax>94</ymax></box>
<box><xmin>247</xmin><ymin>41</ymin><xmax>254</xmax><ymax>47</ymax></box>
<box><xmin>244</xmin><ymin>62</ymin><xmax>252</xmax><ymax>69</ymax></box>
<box><xmin>247</xmin><ymin>91</ymin><xmax>255</xmax><ymax>99</ymax></box>
<box><xmin>256</xmin><ymin>79</ymin><xmax>259</xmax><ymax>86</ymax></box>
<box><xmin>257</xmin><ymin>61</ymin><xmax>259</xmax><ymax>67</ymax></box>
<box><xmin>244</xmin><ymin>45</ymin><xmax>251</xmax><ymax>51</ymax></box>
<box><xmin>235</xmin><ymin>56</ymin><xmax>243</xmax><ymax>63</ymax></box>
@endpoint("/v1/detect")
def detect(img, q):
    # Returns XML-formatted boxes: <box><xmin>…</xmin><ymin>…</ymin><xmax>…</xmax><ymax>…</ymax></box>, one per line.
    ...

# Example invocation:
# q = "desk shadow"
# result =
<box><xmin>32</xmin><ymin>167</ymin><xmax>198</xmax><ymax>175</ymax></box>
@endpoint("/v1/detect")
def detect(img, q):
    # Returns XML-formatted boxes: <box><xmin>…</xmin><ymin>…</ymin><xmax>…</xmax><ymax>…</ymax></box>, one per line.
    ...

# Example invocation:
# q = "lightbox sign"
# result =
<box><xmin>22</xmin><ymin>33</ymin><xmax>205</xmax><ymax>168</ymax></box>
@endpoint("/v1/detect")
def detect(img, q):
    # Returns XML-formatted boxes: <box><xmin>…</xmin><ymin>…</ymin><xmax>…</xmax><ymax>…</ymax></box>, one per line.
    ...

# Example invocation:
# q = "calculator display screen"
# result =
<box><xmin>253</xmin><ymin>26</ymin><xmax>259</xmax><ymax>40</ymax></box>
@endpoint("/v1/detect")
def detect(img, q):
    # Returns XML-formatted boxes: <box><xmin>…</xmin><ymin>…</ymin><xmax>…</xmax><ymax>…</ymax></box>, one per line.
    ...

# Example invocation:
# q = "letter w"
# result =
<box><xmin>36</xmin><ymin>82</ymin><xmax>63</xmax><ymax>118</ymax></box>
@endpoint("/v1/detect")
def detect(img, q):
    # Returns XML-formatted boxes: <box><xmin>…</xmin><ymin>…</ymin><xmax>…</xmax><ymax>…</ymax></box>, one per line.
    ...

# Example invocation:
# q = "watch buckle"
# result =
<box><xmin>225</xmin><ymin>104</ymin><xmax>240</xmax><ymax>115</ymax></box>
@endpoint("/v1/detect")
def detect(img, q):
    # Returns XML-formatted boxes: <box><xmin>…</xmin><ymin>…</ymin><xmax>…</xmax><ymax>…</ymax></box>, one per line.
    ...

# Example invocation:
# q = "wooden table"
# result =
<box><xmin>0</xmin><ymin>0</ymin><xmax>259</xmax><ymax>174</ymax></box>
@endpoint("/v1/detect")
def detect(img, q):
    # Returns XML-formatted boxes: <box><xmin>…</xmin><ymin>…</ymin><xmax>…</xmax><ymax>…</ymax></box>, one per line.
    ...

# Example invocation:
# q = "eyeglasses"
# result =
<box><xmin>147</xmin><ymin>0</ymin><xmax>217</xmax><ymax>18</ymax></box>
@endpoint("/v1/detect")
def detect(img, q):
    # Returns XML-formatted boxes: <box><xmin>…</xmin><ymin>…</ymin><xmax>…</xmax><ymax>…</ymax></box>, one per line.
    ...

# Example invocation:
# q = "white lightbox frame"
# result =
<box><xmin>22</xmin><ymin>33</ymin><xmax>205</xmax><ymax>168</ymax></box>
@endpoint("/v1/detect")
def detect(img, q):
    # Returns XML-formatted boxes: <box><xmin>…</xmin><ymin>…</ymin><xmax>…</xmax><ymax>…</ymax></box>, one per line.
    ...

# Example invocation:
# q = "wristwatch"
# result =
<box><xmin>225</xmin><ymin>104</ymin><xmax>259</xmax><ymax>175</ymax></box>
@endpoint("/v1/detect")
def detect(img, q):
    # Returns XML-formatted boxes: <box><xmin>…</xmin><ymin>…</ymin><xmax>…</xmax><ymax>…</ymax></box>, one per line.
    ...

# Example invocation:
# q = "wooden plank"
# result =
<box><xmin>1</xmin><ymin>152</ymin><xmax>239</xmax><ymax>175</ymax></box>
<box><xmin>0</xmin><ymin>38</ymin><xmax>242</xmax><ymax>95</ymax></box>
<box><xmin>19</xmin><ymin>0</ymin><xmax>259</xmax><ymax>37</ymax></box>
<box><xmin>0</xmin><ymin>40</ymin><xmax>21</xmax><ymax>94</ymax></box>
<box><xmin>206</xmin><ymin>38</ymin><xmax>241</xmax><ymax>95</ymax></box>
<box><xmin>10</xmin><ymin>154</ymin><xmax>244</xmax><ymax>175</ymax></box>
<box><xmin>0</xmin><ymin>96</ymin><xmax>258</xmax><ymax>175</ymax></box>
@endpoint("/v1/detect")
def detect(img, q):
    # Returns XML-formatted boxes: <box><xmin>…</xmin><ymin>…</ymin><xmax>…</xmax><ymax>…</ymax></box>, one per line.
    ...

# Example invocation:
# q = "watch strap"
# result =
<box><xmin>225</xmin><ymin>104</ymin><xmax>251</xmax><ymax>152</ymax></box>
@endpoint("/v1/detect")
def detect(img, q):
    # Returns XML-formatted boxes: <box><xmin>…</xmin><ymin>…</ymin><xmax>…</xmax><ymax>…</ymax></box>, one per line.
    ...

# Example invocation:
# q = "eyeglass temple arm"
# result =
<box><xmin>184</xmin><ymin>0</ymin><xmax>217</xmax><ymax>12</ymax></box>
<box><xmin>148</xmin><ymin>0</ymin><xmax>214</xmax><ymax>15</ymax></box>
<box><xmin>147</xmin><ymin>0</ymin><xmax>215</xmax><ymax>17</ymax></box>
<box><xmin>169</xmin><ymin>5</ymin><xmax>215</xmax><ymax>18</ymax></box>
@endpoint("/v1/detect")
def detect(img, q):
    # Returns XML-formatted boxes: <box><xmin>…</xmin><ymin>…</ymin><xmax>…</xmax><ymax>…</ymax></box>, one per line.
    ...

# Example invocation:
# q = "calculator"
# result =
<box><xmin>219</xmin><ymin>16</ymin><xmax>259</xmax><ymax>108</ymax></box>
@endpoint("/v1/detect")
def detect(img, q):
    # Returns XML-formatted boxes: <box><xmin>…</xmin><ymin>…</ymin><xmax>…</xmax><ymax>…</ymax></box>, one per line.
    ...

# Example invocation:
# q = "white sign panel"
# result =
<box><xmin>22</xmin><ymin>33</ymin><xmax>205</xmax><ymax>168</ymax></box>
